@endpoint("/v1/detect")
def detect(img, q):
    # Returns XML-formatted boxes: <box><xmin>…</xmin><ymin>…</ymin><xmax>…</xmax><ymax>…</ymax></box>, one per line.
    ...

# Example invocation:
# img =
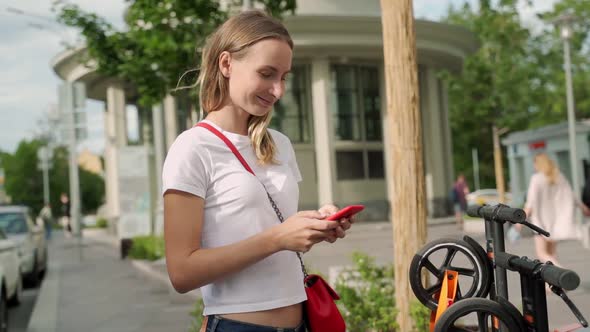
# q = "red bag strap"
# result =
<box><xmin>195</xmin><ymin>122</ymin><xmax>255</xmax><ymax>175</ymax></box>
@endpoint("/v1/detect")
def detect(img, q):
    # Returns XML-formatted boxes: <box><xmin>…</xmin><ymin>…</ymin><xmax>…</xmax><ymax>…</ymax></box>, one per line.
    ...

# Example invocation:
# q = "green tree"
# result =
<box><xmin>2</xmin><ymin>140</ymin><xmax>104</xmax><ymax>216</ymax></box>
<box><xmin>52</xmin><ymin>0</ymin><xmax>295</xmax><ymax>108</ymax></box>
<box><xmin>442</xmin><ymin>0</ymin><xmax>590</xmax><ymax>188</ymax></box>
<box><xmin>79</xmin><ymin>165</ymin><xmax>105</xmax><ymax>214</ymax></box>
<box><xmin>443</xmin><ymin>0</ymin><xmax>534</xmax><ymax>188</ymax></box>
<box><xmin>3</xmin><ymin>140</ymin><xmax>46</xmax><ymax>214</ymax></box>
<box><xmin>529</xmin><ymin>0</ymin><xmax>590</xmax><ymax>126</ymax></box>
<box><xmin>50</xmin><ymin>146</ymin><xmax>105</xmax><ymax>215</ymax></box>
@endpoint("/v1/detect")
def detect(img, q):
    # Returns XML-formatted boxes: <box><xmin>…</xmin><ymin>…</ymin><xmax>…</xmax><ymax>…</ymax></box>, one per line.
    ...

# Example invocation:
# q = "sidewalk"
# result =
<box><xmin>27</xmin><ymin>219</ymin><xmax>589</xmax><ymax>331</ymax></box>
<box><xmin>27</xmin><ymin>231</ymin><xmax>198</xmax><ymax>332</ymax></box>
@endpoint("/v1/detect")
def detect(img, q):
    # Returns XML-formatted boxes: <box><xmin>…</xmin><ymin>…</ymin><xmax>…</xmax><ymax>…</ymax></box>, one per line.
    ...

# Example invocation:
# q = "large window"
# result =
<box><xmin>331</xmin><ymin>65</ymin><xmax>382</xmax><ymax>141</ymax></box>
<box><xmin>331</xmin><ymin>64</ymin><xmax>384</xmax><ymax>180</ymax></box>
<box><xmin>270</xmin><ymin>65</ymin><xmax>312</xmax><ymax>143</ymax></box>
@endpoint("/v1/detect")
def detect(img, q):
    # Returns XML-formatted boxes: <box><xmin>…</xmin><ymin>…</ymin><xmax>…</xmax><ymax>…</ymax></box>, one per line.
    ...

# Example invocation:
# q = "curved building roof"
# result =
<box><xmin>52</xmin><ymin>2</ymin><xmax>478</xmax><ymax>102</ymax></box>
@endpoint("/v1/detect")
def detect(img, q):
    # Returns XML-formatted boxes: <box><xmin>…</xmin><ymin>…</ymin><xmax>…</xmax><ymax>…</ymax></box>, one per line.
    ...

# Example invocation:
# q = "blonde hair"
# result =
<box><xmin>534</xmin><ymin>153</ymin><xmax>559</xmax><ymax>184</ymax></box>
<box><xmin>196</xmin><ymin>10</ymin><xmax>293</xmax><ymax>164</ymax></box>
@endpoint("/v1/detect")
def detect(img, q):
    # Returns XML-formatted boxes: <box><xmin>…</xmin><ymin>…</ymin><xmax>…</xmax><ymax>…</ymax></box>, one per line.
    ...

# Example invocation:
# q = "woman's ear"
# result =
<box><xmin>218</xmin><ymin>51</ymin><xmax>231</xmax><ymax>78</ymax></box>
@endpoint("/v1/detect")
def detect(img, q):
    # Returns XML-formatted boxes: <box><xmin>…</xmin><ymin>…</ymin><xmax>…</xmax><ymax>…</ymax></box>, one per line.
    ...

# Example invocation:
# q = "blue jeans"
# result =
<box><xmin>206</xmin><ymin>315</ymin><xmax>306</xmax><ymax>332</ymax></box>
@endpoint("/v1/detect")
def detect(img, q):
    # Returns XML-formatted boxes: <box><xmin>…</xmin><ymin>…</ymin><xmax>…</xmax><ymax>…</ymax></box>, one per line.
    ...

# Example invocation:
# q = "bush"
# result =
<box><xmin>335</xmin><ymin>252</ymin><xmax>432</xmax><ymax>332</ymax></box>
<box><xmin>335</xmin><ymin>252</ymin><xmax>398</xmax><ymax>332</ymax></box>
<box><xmin>410</xmin><ymin>300</ymin><xmax>431</xmax><ymax>332</ymax></box>
<box><xmin>96</xmin><ymin>218</ymin><xmax>108</xmax><ymax>228</ymax></box>
<box><xmin>128</xmin><ymin>235</ymin><xmax>165</xmax><ymax>261</ymax></box>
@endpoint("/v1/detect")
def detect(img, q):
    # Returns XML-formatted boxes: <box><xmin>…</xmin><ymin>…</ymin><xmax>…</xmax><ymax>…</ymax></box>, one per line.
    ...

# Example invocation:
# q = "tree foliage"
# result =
<box><xmin>1</xmin><ymin>140</ymin><xmax>104</xmax><ymax>216</ymax></box>
<box><xmin>52</xmin><ymin>0</ymin><xmax>295</xmax><ymax>107</ymax></box>
<box><xmin>442</xmin><ymin>0</ymin><xmax>590</xmax><ymax>188</ymax></box>
<box><xmin>2</xmin><ymin>140</ymin><xmax>45</xmax><ymax>213</ymax></box>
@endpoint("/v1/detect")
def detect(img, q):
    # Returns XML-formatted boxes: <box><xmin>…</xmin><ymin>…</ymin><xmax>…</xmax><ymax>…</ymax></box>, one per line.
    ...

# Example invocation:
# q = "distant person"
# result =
<box><xmin>39</xmin><ymin>203</ymin><xmax>53</xmax><ymax>240</ymax></box>
<box><xmin>523</xmin><ymin>153</ymin><xmax>590</xmax><ymax>267</ymax></box>
<box><xmin>452</xmin><ymin>174</ymin><xmax>470</xmax><ymax>228</ymax></box>
<box><xmin>60</xmin><ymin>193</ymin><xmax>71</xmax><ymax>237</ymax></box>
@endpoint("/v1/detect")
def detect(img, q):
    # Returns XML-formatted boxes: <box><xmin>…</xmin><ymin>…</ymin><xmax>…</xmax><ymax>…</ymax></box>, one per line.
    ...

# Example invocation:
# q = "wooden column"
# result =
<box><xmin>379</xmin><ymin>1</ymin><xmax>428</xmax><ymax>330</ymax></box>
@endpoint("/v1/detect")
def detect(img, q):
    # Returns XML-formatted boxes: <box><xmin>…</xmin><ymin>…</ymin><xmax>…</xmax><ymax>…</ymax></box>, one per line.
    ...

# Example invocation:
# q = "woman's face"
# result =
<box><xmin>223</xmin><ymin>38</ymin><xmax>292</xmax><ymax>117</ymax></box>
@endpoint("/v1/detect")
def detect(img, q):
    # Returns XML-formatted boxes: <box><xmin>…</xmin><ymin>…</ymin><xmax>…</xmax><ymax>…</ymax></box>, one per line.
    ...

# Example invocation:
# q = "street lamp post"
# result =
<box><xmin>555</xmin><ymin>13</ymin><xmax>581</xmax><ymax>223</ymax></box>
<box><xmin>37</xmin><ymin>146</ymin><xmax>52</xmax><ymax>206</ymax></box>
<box><xmin>242</xmin><ymin>0</ymin><xmax>252</xmax><ymax>11</ymax></box>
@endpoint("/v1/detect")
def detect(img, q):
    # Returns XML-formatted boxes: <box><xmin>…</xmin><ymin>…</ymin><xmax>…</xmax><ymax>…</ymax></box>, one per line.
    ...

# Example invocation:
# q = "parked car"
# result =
<box><xmin>0</xmin><ymin>228</ymin><xmax>23</xmax><ymax>307</ymax></box>
<box><xmin>466</xmin><ymin>189</ymin><xmax>513</xmax><ymax>207</ymax></box>
<box><xmin>0</xmin><ymin>205</ymin><xmax>47</xmax><ymax>287</ymax></box>
<box><xmin>0</xmin><ymin>227</ymin><xmax>25</xmax><ymax>332</ymax></box>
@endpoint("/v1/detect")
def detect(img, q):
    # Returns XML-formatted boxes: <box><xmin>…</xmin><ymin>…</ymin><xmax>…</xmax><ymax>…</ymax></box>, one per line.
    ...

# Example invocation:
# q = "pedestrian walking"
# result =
<box><xmin>39</xmin><ymin>203</ymin><xmax>53</xmax><ymax>240</ymax></box>
<box><xmin>523</xmin><ymin>153</ymin><xmax>590</xmax><ymax>267</ymax></box>
<box><xmin>452</xmin><ymin>173</ymin><xmax>470</xmax><ymax>229</ymax></box>
<box><xmin>60</xmin><ymin>193</ymin><xmax>71</xmax><ymax>237</ymax></box>
<box><xmin>163</xmin><ymin>10</ymin><xmax>355</xmax><ymax>332</ymax></box>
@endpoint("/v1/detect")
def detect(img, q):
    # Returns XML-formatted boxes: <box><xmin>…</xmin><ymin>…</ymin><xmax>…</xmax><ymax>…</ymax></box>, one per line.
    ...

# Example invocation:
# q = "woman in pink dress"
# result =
<box><xmin>523</xmin><ymin>153</ymin><xmax>590</xmax><ymax>266</ymax></box>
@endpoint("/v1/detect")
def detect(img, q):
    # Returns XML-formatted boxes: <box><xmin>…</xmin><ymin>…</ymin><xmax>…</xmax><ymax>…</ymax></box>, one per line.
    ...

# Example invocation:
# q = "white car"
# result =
<box><xmin>0</xmin><ymin>205</ymin><xmax>47</xmax><ymax>287</ymax></box>
<box><xmin>0</xmin><ymin>228</ymin><xmax>24</xmax><ymax>308</ymax></box>
<box><xmin>466</xmin><ymin>189</ymin><xmax>513</xmax><ymax>207</ymax></box>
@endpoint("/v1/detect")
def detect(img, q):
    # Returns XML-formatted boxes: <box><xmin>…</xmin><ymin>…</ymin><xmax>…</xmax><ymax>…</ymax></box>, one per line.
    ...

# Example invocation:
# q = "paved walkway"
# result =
<box><xmin>26</xmin><ymin>219</ymin><xmax>590</xmax><ymax>331</ymax></box>
<box><xmin>27</xmin><ymin>232</ymin><xmax>198</xmax><ymax>332</ymax></box>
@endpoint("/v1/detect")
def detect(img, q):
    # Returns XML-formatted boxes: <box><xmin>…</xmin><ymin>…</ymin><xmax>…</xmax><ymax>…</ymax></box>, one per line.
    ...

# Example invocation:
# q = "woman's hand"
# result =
<box><xmin>273</xmin><ymin>210</ymin><xmax>340</xmax><ymax>252</ymax></box>
<box><xmin>582</xmin><ymin>204</ymin><xmax>590</xmax><ymax>217</ymax></box>
<box><xmin>318</xmin><ymin>204</ymin><xmax>354</xmax><ymax>242</ymax></box>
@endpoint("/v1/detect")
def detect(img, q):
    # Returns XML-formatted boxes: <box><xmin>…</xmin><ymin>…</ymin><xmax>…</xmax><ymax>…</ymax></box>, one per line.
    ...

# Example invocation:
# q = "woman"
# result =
<box><xmin>523</xmin><ymin>153</ymin><xmax>590</xmax><ymax>266</ymax></box>
<box><xmin>452</xmin><ymin>174</ymin><xmax>470</xmax><ymax>229</ymax></box>
<box><xmin>163</xmin><ymin>11</ymin><xmax>353</xmax><ymax>332</ymax></box>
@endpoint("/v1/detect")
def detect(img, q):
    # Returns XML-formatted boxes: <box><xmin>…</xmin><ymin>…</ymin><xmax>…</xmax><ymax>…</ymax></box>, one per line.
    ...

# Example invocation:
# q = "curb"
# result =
<box><xmin>130</xmin><ymin>260</ymin><xmax>201</xmax><ymax>301</ymax></box>
<box><xmin>26</xmin><ymin>262</ymin><xmax>61</xmax><ymax>332</ymax></box>
<box><xmin>83</xmin><ymin>230</ymin><xmax>201</xmax><ymax>300</ymax></box>
<box><xmin>130</xmin><ymin>259</ymin><xmax>170</xmax><ymax>287</ymax></box>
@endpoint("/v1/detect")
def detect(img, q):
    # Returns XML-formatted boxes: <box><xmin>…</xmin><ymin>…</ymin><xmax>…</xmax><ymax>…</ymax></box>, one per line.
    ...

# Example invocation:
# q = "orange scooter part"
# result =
<box><xmin>429</xmin><ymin>270</ymin><xmax>459</xmax><ymax>332</ymax></box>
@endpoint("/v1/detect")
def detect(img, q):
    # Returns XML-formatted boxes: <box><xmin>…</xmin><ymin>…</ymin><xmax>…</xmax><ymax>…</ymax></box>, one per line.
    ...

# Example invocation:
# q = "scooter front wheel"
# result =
<box><xmin>409</xmin><ymin>238</ymin><xmax>492</xmax><ymax>310</ymax></box>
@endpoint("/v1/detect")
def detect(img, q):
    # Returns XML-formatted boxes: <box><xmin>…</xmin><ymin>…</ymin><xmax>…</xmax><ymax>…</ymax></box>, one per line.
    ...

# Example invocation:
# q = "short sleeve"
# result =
<box><xmin>162</xmin><ymin>131</ymin><xmax>210</xmax><ymax>198</ymax></box>
<box><xmin>269</xmin><ymin>129</ymin><xmax>302</xmax><ymax>182</ymax></box>
<box><xmin>287</xmin><ymin>140</ymin><xmax>302</xmax><ymax>183</ymax></box>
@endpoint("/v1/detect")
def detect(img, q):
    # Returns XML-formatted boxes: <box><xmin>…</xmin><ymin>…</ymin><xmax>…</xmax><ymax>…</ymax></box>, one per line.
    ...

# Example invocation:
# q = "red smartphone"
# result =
<box><xmin>326</xmin><ymin>205</ymin><xmax>365</xmax><ymax>221</ymax></box>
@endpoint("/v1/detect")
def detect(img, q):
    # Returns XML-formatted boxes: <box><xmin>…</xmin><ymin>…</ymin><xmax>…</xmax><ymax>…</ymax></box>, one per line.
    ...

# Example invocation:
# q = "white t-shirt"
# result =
<box><xmin>162</xmin><ymin>120</ymin><xmax>307</xmax><ymax>315</ymax></box>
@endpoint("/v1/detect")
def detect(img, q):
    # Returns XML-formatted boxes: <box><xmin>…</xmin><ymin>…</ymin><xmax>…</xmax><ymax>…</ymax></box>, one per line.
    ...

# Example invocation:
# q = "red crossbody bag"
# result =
<box><xmin>196</xmin><ymin>122</ymin><xmax>346</xmax><ymax>332</ymax></box>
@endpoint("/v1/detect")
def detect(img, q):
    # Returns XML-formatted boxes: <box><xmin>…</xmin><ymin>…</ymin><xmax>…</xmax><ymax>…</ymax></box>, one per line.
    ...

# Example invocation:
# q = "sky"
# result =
<box><xmin>0</xmin><ymin>0</ymin><xmax>558</xmax><ymax>156</ymax></box>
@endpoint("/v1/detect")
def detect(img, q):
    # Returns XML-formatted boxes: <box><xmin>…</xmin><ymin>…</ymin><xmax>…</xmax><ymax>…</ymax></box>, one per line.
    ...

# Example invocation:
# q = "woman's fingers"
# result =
<box><xmin>334</xmin><ymin>226</ymin><xmax>346</xmax><ymax>238</ymax></box>
<box><xmin>307</xmin><ymin>218</ymin><xmax>340</xmax><ymax>231</ymax></box>
<box><xmin>298</xmin><ymin>210</ymin><xmax>325</xmax><ymax>219</ymax></box>
<box><xmin>339</xmin><ymin>218</ymin><xmax>352</xmax><ymax>230</ymax></box>
<box><xmin>308</xmin><ymin>229</ymin><xmax>336</xmax><ymax>244</ymax></box>
<box><xmin>318</xmin><ymin>204</ymin><xmax>339</xmax><ymax>216</ymax></box>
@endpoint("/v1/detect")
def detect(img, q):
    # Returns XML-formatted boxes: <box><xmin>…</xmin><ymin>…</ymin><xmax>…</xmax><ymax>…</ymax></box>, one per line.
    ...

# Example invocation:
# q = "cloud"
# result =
<box><xmin>516</xmin><ymin>0</ymin><xmax>558</xmax><ymax>34</ymax></box>
<box><xmin>0</xmin><ymin>0</ymin><xmax>126</xmax><ymax>155</ymax></box>
<box><xmin>413</xmin><ymin>0</ymin><xmax>478</xmax><ymax>20</ymax></box>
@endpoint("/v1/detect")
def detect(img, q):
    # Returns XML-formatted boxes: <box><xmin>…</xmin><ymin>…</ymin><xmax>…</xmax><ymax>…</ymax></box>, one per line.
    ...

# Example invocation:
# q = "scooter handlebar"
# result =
<box><xmin>466</xmin><ymin>204</ymin><xmax>526</xmax><ymax>223</ymax></box>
